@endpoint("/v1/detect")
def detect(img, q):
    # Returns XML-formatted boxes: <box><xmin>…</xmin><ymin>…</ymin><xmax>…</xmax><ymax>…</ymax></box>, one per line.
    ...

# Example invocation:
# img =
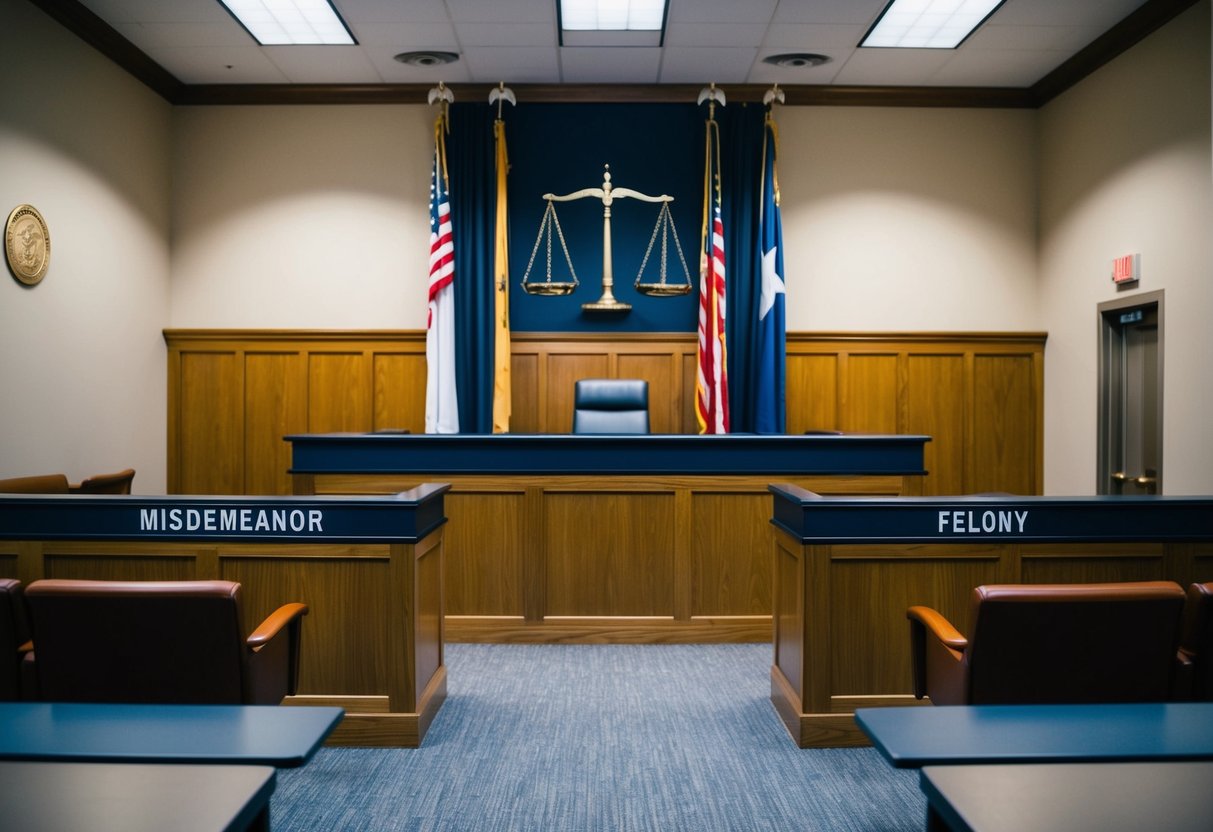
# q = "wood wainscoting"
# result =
<box><xmin>164</xmin><ymin>330</ymin><xmax>1046</xmax><ymax>498</ymax></box>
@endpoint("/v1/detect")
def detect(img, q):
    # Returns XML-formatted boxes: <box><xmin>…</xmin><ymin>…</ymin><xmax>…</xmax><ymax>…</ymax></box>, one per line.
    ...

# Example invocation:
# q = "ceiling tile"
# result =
<box><xmin>348</xmin><ymin>22</ymin><xmax>459</xmax><ymax>49</ymax></box>
<box><xmin>665</xmin><ymin>23</ymin><xmax>769</xmax><ymax>48</ymax></box>
<box><xmin>336</xmin><ymin>0</ymin><xmax>452</xmax><ymax>23</ymax></box>
<box><xmin>928</xmin><ymin>48</ymin><xmax>1073</xmax><ymax>87</ymax></box>
<box><xmin>759</xmin><ymin>23</ymin><xmax>866</xmax><ymax>51</ymax></box>
<box><xmin>78</xmin><ymin>0</ymin><xmax>228</xmax><ymax>24</ymax></box>
<box><xmin>559</xmin><ymin>47</ymin><xmax>663</xmax><ymax>84</ymax></box>
<box><xmin>659</xmin><ymin>47</ymin><xmax>758</xmax><ymax>84</ymax></box>
<box><xmin>831</xmin><ymin>48</ymin><xmax>955</xmax><ymax>87</ymax></box>
<box><xmin>771</xmin><ymin>0</ymin><xmax>883</xmax><ymax>25</ymax></box>
<box><xmin>263</xmin><ymin>46</ymin><xmax>383</xmax><ymax>84</ymax></box>
<box><xmin>968</xmin><ymin>24</ymin><xmax>1091</xmax><ymax>52</ymax></box>
<box><xmin>142</xmin><ymin>45</ymin><xmax>291</xmax><ymax>84</ymax></box>
<box><xmin>455</xmin><ymin>22</ymin><xmax>554</xmax><ymax>47</ymax></box>
<box><xmin>446</xmin><ymin>0</ymin><xmax>554</xmax><ymax>24</ymax></box>
<box><xmin>666</xmin><ymin>0</ymin><xmax>777</xmax><ymax>24</ymax></box>
<box><xmin>112</xmin><ymin>21</ymin><xmax>251</xmax><ymax>49</ymax></box>
<box><xmin>463</xmin><ymin>46</ymin><xmax>561</xmax><ymax>83</ymax></box>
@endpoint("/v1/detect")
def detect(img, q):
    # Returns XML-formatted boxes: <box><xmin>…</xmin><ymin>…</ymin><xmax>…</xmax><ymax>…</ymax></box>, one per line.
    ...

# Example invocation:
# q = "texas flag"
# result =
<box><xmin>755</xmin><ymin>114</ymin><xmax>786</xmax><ymax>434</ymax></box>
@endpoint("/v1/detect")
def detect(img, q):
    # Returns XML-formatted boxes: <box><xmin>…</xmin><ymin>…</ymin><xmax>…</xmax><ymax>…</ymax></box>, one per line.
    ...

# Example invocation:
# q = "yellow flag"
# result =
<box><xmin>491</xmin><ymin>118</ymin><xmax>512</xmax><ymax>433</ymax></box>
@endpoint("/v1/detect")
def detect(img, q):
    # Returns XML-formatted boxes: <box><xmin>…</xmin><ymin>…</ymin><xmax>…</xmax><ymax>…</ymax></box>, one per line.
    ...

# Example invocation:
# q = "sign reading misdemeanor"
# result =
<box><xmin>140</xmin><ymin>506</ymin><xmax>325</xmax><ymax>534</ymax></box>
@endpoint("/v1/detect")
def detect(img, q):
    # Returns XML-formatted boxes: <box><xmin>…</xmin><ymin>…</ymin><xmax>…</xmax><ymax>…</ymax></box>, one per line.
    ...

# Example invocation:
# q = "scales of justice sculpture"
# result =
<box><xmin>520</xmin><ymin>164</ymin><xmax>694</xmax><ymax>312</ymax></box>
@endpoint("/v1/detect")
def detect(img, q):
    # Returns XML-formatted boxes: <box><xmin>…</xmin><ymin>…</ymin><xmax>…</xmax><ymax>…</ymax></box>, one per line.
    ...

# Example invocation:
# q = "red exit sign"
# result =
<box><xmin>1112</xmin><ymin>253</ymin><xmax>1140</xmax><ymax>285</ymax></box>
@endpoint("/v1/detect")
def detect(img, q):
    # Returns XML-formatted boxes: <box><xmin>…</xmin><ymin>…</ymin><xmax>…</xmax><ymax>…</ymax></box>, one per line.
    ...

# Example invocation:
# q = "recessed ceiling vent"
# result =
<box><xmin>393</xmin><ymin>51</ymin><xmax>460</xmax><ymax>67</ymax></box>
<box><xmin>762</xmin><ymin>53</ymin><xmax>831</xmax><ymax>68</ymax></box>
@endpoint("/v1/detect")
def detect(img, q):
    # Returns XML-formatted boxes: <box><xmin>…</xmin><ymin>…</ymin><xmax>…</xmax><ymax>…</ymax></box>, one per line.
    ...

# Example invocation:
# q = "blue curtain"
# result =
<box><xmin>447</xmin><ymin>102</ymin><xmax>496</xmax><ymax>433</ymax></box>
<box><xmin>444</xmin><ymin>101</ymin><xmax>767</xmax><ymax>434</ymax></box>
<box><xmin>716</xmin><ymin>103</ymin><xmax>766</xmax><ymax>434</ymax></box>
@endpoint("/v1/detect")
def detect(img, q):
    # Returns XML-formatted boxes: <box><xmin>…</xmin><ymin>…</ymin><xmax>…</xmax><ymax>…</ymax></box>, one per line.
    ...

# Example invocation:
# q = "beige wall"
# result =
<box><xmin>779</xmin><ymin>106</ymin><xmax>1038</xmax><ymax>331</ymax></box>
<box><xmin>2</xmin><ymin>0</ymin><xmax>1210</xmax><ymax>496</ymax></box>
<box><xmin>0</xmin><ymin>0</ymin><xmax>171</xmax><ymax>492</ymax></box>
<box><xmin>171</xmin><ymin>105</ymin><xmax>434</xmax><ymax>328</ymax></box>
<box><xmin>1039</xmin><ymin>0</ymin><xmax>1213</xmax><ymax>495</ymax></box>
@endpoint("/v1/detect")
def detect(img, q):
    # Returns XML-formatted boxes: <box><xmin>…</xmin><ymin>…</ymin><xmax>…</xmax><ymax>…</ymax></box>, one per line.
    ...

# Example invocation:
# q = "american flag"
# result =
<box><xmin>425</xmin><ymin>124</ymin><xmax>459</xmax><ymax>434</ymax></box>
<box><xmin>696</xmin><ymin>122</ymin><xmax>729</xmax><ymax>434</ymax></box>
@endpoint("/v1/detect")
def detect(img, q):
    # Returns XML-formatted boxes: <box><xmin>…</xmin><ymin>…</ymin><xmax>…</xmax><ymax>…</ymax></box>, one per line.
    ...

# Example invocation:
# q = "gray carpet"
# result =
<box><xmin>272</xmin><ymin>644</ymin><xmax>925</xmax><ymax>831</ymax></box>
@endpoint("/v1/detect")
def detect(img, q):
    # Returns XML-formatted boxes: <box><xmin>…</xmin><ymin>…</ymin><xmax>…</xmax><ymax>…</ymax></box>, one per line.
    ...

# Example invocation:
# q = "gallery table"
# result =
<box><xmin>0</xmin><ymin>761</ymin><xmax>276</xmax><ymax>832</ymax></box>
<box><xmin>855</xmin><ymin>702</ymin><xmax>1213</xmax><ymax>768</ymax></box>
<box><xmin>0</xmin><ymin>702</ymin><xmax>343</xmax><ymax>767</ymax></box>
<box><xmin>919</xmin><ymin>761</ymin><xmax>1213</xmax><ymax>832</ymax></box>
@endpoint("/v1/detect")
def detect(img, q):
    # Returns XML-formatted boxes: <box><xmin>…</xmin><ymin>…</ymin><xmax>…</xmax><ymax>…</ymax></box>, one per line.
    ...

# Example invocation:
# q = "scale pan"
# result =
<box><xmin>636</xmin><ymin>283</ymin><xmax>693</xmax><ymax>297</ymax></box>
<box><xmin>522</xmin><ymin>281</ymin><xmax>577</xmax><ymax>296</ymax></box>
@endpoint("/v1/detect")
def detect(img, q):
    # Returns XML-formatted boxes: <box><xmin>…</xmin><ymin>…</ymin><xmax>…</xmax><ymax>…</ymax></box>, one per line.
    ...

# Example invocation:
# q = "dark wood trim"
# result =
<box><xmin>28</xmin><ymin>0</ymin><xmax>1196</xmax><ymax>109</ymax></box>
<box><xmin>174</xmin><ymin>82</ymin><xmax>1035</xmax><ymax>108</ymax></box>
<box><xmin>1029</xmin><ymin>0</ymin><xmax>1200</xmax><ymax>105</ymax></box>
<box><xmin>26</xmin><ymin>0</ymin><xmax>183</xmax><ymax>103</ymax></box>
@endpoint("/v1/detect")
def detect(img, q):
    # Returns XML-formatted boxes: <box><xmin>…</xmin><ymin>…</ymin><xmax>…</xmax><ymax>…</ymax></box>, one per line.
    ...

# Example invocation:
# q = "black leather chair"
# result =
<box><xmin>25</xmin><ymin>579</ymin><xmax>307</xmax><ymax>705</ymax></box>
<box><xmin>572</xmin><ymin>379</ymin><xmax>650</xmax><ymax>434</ymax></box>
<box><xmin>1178</xmin><ymin>582</ymin><xmax>1213</xmax><ymax>700</ymax></box>
<box><xmin>908</xmin><ymin>581</ymin><xmax>1186</xmax><ymax>705</ymax></box>
<box><xmin>0</xmin><ymin>579</ymin><xmax>31</xmax><ymax>700</ymax></box>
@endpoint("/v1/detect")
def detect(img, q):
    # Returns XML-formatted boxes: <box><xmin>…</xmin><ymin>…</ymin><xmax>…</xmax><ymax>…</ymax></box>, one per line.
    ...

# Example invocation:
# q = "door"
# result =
<box><xmin>1098</xmin><ymin>292</ymin><xmax>1163</xmax><ymax>495</ymax></box>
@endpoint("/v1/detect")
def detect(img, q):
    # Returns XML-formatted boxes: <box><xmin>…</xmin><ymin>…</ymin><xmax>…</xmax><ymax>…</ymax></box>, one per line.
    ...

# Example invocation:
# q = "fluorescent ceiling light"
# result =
<box><xmin>860</xmin><ymin>0</ymin><xmax>1005</xmax><ymax>49</ymax></box>
<box><xmin>218</xmin><ymin>0</ymin><xmax>356</xmax><ymax>46</ymax></box>
<box><xmin>558</xmin><ymin>0</ymin><xmax>667</xmax><ymax>46</ymax></box>
<box><xmin>560</xmin><ymin>0</ymin><xmax>666</xmax><ymax>31</ymax></box>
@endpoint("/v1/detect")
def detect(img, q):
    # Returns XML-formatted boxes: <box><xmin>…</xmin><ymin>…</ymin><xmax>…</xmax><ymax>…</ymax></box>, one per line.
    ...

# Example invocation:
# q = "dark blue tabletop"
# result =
<box><xmin>856</xmin><ymin>703</ymin><xmax>1213</xmax><ymax>768</ymax></box>
<box><xmin>286</xmin><ymin>432</ymin><xmax>929</xmax><ymax>476</ymax></box>
<box><xmin>0</xmin><ymin>761</ymin><xmax>276</xmax><ymax>832</ymax></box>
<box><xmin>0</xmin><ymin>703</ymin><xmax>343</xmax><ymax>767</ymax></box>
<box><xmin>921</xmin><ymin>762</ymin><xmax>1213</xmax><ymax>832</ymax></box>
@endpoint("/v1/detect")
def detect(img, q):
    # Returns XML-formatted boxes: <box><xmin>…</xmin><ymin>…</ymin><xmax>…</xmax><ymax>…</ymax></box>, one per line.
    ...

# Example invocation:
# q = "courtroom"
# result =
<box><xmin>2</xmin><ymin>0</ymin><xmax>1212</xmax><ymax>830</ymax></box>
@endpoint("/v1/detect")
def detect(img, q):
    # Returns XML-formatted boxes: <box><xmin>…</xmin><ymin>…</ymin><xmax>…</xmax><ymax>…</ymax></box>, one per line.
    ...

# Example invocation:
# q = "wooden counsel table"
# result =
<box><xmin>0</xmin><ymin>486</ymin><xmax>449</xmax><ymax>747</ymax></box>
<box><xmin>920</xmin><ymin>762</ymin><xmax>1213</xmax><ymax>832</ymax></box>
<box><xmin>289</xmin><ymin>432</ymin><xmax>929</xmax><ymax>643</ymax></box>
<box><xmin>0</xmin><ymin>703</ymin><xmax>343</xmax><ymax>767</ymax></box>
<box><xmin>855</xmin><ymin>703</ymin><xmax>1213</xmax><ymax>768</ymax></box>
<box><xmin>768</xmin><ymin>487</ymin><xmax>1213</xmax><ymax>747</ymax></box>
<box><xmin>0</xmin><ymin>761</ymin><xmax>277</xmax><ymax>832</ymax></box>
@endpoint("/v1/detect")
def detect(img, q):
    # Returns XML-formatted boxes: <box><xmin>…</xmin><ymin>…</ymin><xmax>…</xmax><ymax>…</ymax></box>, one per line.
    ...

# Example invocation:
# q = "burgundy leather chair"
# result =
<box><xmin>1178</xmin><ymin>582</ymin><xmax>1213</xmax><ymax>701</ymax></box>
<box><xmin>71</xmin><ymin>468</ymin><xmax>135</xmax><ymax>494</ymax></box>
<box><xmin>25</xmin><ymin>579</ymin><xmax>307</xmax><ymax>705</ymax></box>
<box><xmin>0</xmin><ymin>474</ymin><xmax>69</xmax><ymax>493</ymax></box>
<box><xmin>0</xmin><ymin>579</ymin><xmax>32</xmax><ymax>700</ymax></box>
<box><xmin>908</xmin><ymin>581</ymin><xmax>1186</xmax><ymax>705</ymax></box>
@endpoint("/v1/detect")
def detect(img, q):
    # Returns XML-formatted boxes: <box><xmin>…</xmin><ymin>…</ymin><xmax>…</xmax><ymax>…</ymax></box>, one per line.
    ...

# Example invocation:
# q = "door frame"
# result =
<box><xmin>1097</xmin><ymin>289</ymin><xmax>1164</xmax><ymax>495</ymax></box>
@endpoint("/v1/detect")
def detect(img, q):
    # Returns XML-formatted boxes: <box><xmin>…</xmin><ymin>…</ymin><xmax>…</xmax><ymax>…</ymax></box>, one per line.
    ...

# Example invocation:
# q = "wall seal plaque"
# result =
<box><xmin>5</xmin><ymin>204</ymin><xmax>51</xmax><ymax>286</ymax></box>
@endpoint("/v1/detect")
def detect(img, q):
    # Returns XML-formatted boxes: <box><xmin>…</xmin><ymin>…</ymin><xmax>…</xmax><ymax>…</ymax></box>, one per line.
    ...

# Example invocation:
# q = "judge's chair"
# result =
<box><xmin>572</xmin><ymin>379</ymin><xmax>650</xmax><ymax>434</ymax></box>
<box><xmin>908</xmin><ymin>581</ymin><xmax>1186</xmax><ymax>706</ymax></box>
<box><xmin>1</xmin><ymin>579</ymin><xmax>32</xmax><ymax>701</ymax></box>
<box><xmin>24</xmin><ymin>579</ymin><xmax>307</xmax><ymax>705</ymax></box>
<box><xmin>1179</xmin><ymin>582</ymin><xmax>1213</xmax><ymax>701</ymax></box>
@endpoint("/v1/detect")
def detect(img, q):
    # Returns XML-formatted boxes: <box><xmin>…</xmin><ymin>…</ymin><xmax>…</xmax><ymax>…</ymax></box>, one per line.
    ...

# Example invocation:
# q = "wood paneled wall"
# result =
<box><xmin>165</xmin><ymin>330</ymin><xmax>1045</xmax><ymax>497</ymax></box>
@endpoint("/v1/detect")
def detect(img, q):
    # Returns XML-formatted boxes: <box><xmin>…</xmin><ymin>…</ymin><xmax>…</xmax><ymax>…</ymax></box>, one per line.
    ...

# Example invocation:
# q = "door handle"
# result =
<box><xmin>1112</xmin><ymin>472</ymin><xmax>1157</xmax><ymax>486</ymax></box>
